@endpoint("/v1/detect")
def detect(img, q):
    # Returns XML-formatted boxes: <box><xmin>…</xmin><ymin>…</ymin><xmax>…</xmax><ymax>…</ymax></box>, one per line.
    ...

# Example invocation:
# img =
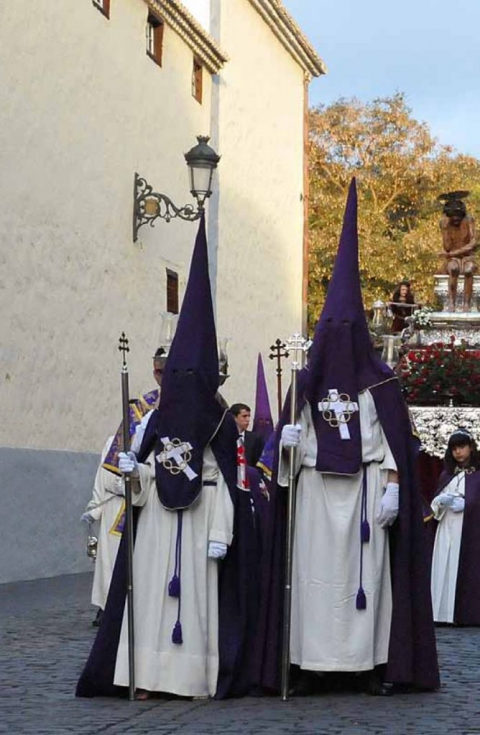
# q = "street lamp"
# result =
<box><xmin>133</xmin><ymin>135</ymin><xmax>220</xmax><ymax>242</ymax></box>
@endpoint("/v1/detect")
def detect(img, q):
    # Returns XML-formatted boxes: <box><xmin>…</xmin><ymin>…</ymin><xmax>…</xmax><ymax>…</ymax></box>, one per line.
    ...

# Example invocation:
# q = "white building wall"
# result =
<box><xmin>213</xmin><ymin>0</ymin><xmax>306</xmax><ymax>414</ymax></box>
<box><xmin>0</xmin><ymin>0</ymin><xmax>319</xmax><ymax>581</ymax></box>
<box><xmin>0</xmin><ymin>0</ymin><xmax>212</xmax><ymax>453</ymax></box>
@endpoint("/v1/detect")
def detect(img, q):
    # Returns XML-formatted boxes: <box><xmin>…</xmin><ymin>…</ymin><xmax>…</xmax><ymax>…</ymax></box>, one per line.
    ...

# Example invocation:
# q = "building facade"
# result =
<box><xmin>0</xmin><ymin>0</ymin><xmax>324</xmax><ymax>582</ymax></box>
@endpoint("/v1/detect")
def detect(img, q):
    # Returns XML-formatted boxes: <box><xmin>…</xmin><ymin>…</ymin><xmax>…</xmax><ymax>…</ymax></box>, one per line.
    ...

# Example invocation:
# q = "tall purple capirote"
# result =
<box><xmin>306</xmin><ymin>178</ymin><xmax>393</xmax><ymax>475</ymax></box>
<box><xmin>253</xmin><ymin>353</ymin><xmax>274</xmax><ymax>442</ymax></box>
<box><xmin>155</xmin><ymin>214</ymin><xmax>225</xmax><ymax>511</ymax></box>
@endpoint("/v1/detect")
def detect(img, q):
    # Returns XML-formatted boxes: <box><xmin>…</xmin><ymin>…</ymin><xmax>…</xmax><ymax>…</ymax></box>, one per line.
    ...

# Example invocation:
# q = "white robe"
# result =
<box><xmin>89</xmin><ymin>407</ymin><xmax>156</xmax><ymax>610</ymax></box>
<box><xmin>279</xmin><ymin>390</ymin><xmax>397</xmax><ymax>672</ymax></box>
<box><xmin>86</xmin><ymin>436</ymin><xmax>124</xmax><ymax>610</ymax></box>
<box><xmin>114</xmin><ymin>446</ymin><xmax>234</xmax><ymax>697</ymax></box>
<box><xmin>430</xmin><ymin>473</ymin><xmax>466</xmax><ymax>623</ymax></box>
<box><xmin>130</xmin><ymin>409</ymin><xmax>155</xmax><ymax>454</ymax></box>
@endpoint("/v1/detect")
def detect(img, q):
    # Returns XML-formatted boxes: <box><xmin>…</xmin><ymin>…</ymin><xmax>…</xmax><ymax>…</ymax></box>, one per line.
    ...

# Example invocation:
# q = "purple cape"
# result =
<box><xmin>215</xmin><ymin>465</ymin><xmax>269</xmax><ymax>698</ymax></box>
<box><xmin>371</xmin><ymin>378</ymin><xmax>439</xmax><ymax>688</ymax></box>
<box><xmin>251</xmin><ymin>368</ymin><xmax>440</xmax><ymax>692</ymax></box>
<box><xmin>455</xmin><ymin>470</ymin><xmax>480</xmax><ymax>624</ymax></box>
<box><xmin>308</xmin><ymin>321</ymin><xmax>362</xmax><ymax>474</ymax></box>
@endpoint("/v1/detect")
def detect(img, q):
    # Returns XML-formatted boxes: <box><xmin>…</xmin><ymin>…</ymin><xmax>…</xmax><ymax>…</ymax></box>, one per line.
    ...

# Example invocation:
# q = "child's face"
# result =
<box><xmin>452</xmin><ymin>443</ymin><xmax>472</xmax><ymax>466</ymax></box>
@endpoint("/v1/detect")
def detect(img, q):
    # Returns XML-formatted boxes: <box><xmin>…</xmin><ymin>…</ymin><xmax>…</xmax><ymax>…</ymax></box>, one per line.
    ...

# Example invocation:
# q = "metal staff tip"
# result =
<box><xmin>285</xmin><ymin>333</ymin><xmax>310</xmax><ymax>370</ymax></box>
<box><xmin>118</xmin><ymin>332</ymin><xmax>130</xmax><ymax>368</ymax></box>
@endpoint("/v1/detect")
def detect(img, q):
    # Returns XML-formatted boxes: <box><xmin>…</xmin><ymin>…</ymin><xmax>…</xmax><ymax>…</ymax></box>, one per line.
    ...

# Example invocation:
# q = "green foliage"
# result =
<box><xmin>308</xmin><ymin>93</ymin><xmax>480</xmax><ymax>329</ymax></box>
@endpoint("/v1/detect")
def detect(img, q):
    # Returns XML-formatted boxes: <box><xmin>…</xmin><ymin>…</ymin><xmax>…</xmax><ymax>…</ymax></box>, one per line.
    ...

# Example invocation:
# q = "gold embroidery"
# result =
<box><xmin>109</xmin><ymin>501</ymin><xmax>126</xmax><ymax>537</ymax></box>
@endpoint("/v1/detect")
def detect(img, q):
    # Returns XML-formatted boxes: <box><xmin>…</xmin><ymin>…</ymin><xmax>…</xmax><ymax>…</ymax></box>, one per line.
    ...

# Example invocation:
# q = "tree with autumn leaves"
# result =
<box><xmin>307</xmin><ymin>93</ymin><xmax>480</xmax><ymax>328</ymax></box>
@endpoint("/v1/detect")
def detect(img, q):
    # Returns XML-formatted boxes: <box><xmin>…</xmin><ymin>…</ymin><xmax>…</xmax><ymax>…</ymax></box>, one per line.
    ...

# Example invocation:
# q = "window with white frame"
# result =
<box><xmin>146</xmin><ymin>13</ymin><xmax>164</xmax><ymax>66</ymax></box>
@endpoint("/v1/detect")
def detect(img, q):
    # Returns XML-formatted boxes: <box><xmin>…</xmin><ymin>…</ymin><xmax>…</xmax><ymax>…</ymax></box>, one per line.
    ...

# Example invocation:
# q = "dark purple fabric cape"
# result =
<box><xmin>454</xmin><ymin>470</ymin><xmax>480</xmax><ymax>624</ymax></box>
<box><xmin>308</xmin><ymin>321</ymin><xmax>362</xmax><ymax>474</ymax></box>
<box><xmin>215</xmin><ymin>465</ymin><xmax>270</xmax><ymax>698</ymax></box>
<box><xmin>251</xmin><ymin>368</ymin><xmax>440</xmax><ymax>692</ymax></box>
<box><xmin>75</xmin><ymin>412</ymin><xmax>240</xmax><ymax>698</ymax></box>
<box><xmin>370</xmin><ymin>379</ymin><xmax>439</xmax><ymax>688</ymax></box>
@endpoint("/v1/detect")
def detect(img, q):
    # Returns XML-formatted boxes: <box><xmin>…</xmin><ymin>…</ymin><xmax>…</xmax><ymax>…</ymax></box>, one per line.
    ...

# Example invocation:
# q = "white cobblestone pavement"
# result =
<box><xmin>1</xmin><ymin>573</ymin><xmax>480</xmax><ymax>734</ymax></box>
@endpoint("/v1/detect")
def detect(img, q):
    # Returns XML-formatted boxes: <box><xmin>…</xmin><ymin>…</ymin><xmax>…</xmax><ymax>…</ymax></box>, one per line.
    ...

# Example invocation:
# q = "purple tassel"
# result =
<box><xmin>357</xmin><ymin>466</ymin><xmax>368</xmax><ymax>612</ymax></box>
<box><xmin>356</xmin><ymin>586</ymin><xmax>367</xmax><ymax>610</ymax></box>
<box><xmin>172</xmin><ymin>621</ymin><xmax>183</xmax><ymax>645</ymax></box>
<box><xmin>361</xmin><ymin>519</ymin><xmax>370</xmax><ymax>543</ymax></box>
<box><xmin>168</xmin><ymin>574</ymin><xmax>180</xmax><ymax>598</ymax></box>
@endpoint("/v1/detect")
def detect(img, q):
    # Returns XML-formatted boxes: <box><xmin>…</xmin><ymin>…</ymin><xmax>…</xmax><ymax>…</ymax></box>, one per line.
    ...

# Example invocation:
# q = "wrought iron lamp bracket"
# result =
<box><xmin>133</xmin><ymin>173</ymin><xmax>202</xmax><ymax>241</ymax></box>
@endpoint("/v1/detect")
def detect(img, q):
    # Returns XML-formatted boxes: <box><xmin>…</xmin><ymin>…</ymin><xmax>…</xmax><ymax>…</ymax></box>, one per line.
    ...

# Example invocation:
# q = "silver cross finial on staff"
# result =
<box><xmin>285</xmin><ymin>333</ymin><xmax>309</xmax><ymax>371</ymax></box>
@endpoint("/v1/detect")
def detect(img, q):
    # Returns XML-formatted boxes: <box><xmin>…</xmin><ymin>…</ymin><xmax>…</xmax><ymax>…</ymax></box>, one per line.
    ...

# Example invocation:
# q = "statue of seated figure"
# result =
<box><xmin>438</xmin><ymin>191</ymin><xmax>477</xmax><ymax>312</ymax></box>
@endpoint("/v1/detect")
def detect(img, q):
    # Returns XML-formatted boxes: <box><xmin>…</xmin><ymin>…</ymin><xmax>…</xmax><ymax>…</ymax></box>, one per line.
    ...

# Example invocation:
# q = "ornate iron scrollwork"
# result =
<box><xmin>133</xmin><ymin>173</ymin><xmax>201</xmax><ymax>241</ymax></box>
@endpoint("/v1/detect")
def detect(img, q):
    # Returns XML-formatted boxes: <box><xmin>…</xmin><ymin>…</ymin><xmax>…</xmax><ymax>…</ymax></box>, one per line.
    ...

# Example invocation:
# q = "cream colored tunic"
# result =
<box><xmin>430</xmin><ymin>473</ymin><xmax>466</xmax><ymax>623</ymax></box>
<box><xmin>279</xmin><ymin>390</ymin><xmax>397</xmax><ymax>672</ymax></box>
<box><xmin>114</xmin><ymin>446</ymin><xmax>234</xmax><ymax>696</ymax></box>
<box><xmin>130</xmin><ymin>409</ymin><xmax>155</xmax><ymax>454</ymax></box>
<box><xmin>86</xmin><ymin>436</ymin><xmax>124</xmax><ymax>610</ymax></box>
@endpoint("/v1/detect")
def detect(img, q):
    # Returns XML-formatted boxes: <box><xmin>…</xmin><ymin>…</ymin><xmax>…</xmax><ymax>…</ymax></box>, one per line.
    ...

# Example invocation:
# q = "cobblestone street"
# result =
<box><xmin>1</xmin><ymin>573</ymin><xmax>480</xmax><ymax>734</ymax></box>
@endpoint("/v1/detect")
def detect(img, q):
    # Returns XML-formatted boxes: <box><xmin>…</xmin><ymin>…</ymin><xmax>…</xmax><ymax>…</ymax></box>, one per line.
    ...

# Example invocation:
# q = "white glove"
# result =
<box><xmin>377</xmin><ymin>482</ymin><xmax>399</xmax><ymax>528</ymax></box>
<box><xmin>208</xmin><ymin>541</ymin><xmax>228</xmax><ymax>559</ymax></box>
<box><xmin>451</xmin><ymin>496</ymin><xmax>465</xmax><ymax>513</ymax></box>
<box><xmin>281</xmin><ymin>423</ymin><xmax>302</xmax><ymax>448</ymax></box>
<box><xmin>436</xmin><ymin>492</ymin><xmax>455</xmax><ymax>508</ymax></box>
<box><xmin>81</xmin><ymin>512</ymin><xmax>95</xmax><ymax>525</ymax></box>
<box><xmin>118</xmin><ymin>451</ymin><xmax>139</xmax><ymax>478</ymax></box>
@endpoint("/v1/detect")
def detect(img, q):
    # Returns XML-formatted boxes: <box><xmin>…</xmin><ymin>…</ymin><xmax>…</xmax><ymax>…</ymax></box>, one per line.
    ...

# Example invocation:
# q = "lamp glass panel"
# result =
<box><xmin>190</xmin><ymin>165</ymin><xmax>213</xmax><ymax>198</ymax></box>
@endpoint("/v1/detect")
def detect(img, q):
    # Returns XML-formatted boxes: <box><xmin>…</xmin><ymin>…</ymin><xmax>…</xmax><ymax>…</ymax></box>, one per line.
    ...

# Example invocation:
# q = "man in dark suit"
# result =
<box><xmin>229</xmin><ymin>403</ymin><xmax>265</xmax><ymax>467</ymax></box>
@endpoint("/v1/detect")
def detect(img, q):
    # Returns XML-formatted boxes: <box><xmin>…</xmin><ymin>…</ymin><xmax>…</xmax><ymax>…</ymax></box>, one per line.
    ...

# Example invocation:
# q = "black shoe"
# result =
<box><xmin>92</xmin><ymin>608</ymin><xmax>103</xmax><ymax>627</ymax></box>
<box><xmin>367</xmin><ymin>676</ymin><xmax>393</xmax><ymax>696</ymax></box>
<box><xmin>288</xmin><ymin>672</ymin><xmax>317</xmax><ymax>697</ymax></box>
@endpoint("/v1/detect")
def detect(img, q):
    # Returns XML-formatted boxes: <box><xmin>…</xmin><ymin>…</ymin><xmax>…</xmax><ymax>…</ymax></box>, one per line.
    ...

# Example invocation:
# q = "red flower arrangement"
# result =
<box><xmin>398</xmin><ymin>337</ymin><xmax>480</xmax><ymax>406</ymax></box>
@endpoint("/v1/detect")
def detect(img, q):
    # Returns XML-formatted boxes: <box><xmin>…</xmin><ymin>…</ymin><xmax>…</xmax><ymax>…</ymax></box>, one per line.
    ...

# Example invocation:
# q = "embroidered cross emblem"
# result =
<box><xmin>157</xmin><ymin>437</ymin><xmax>198</xmax><ymax>480</ymax></box>
<box><xmin>319</xmin><ymin>389</ymin><xmax>359</xmax><ymax>440</ymax></box>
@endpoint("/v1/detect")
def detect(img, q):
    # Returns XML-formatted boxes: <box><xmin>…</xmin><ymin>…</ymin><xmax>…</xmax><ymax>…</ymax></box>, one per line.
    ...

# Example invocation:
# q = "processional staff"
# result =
<box><xmin>268</xmin><ymin>338</ymin><xmax>290</xmax><ymax>422</ymax></box>
<box><xmin>118</xmin><ymin>332</ymin><xmax>136</xmax><ymax>702</ymax></box>
<box><xmin>281</xmin><ymin>333</ymin><xmax>309</xmax><ymax>702</ymax></box>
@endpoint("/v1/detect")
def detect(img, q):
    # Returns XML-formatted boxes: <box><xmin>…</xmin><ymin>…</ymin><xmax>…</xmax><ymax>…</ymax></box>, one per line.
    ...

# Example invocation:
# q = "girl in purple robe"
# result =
<box><xmin>431</xmin><ymin>428</ymin><xmax>480</xmax><ymax>624</ymax></box>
